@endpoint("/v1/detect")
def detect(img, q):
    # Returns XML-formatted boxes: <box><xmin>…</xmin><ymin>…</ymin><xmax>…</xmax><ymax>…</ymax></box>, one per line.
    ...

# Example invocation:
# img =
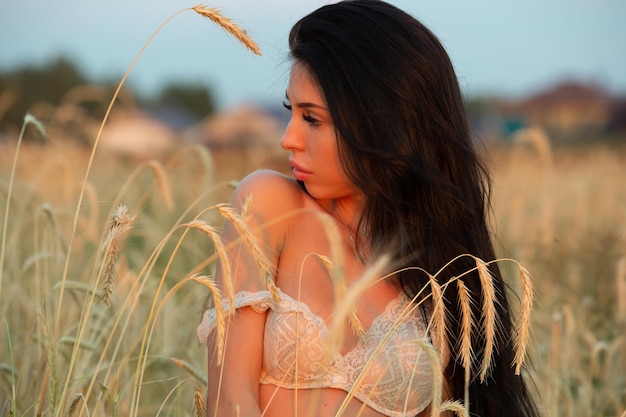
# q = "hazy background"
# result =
<box><xmin>2</xmin><ymin>0</ymin><xmax>625</xmax><ymax>109</ymax></box>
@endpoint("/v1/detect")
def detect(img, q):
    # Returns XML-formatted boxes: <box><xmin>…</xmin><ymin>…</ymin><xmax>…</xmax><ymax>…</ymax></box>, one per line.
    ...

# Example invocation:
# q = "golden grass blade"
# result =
<box><xmin>428</xmin><ymin>274</ymin><xmax>449</xmax><ymax>366</ymax></box>
<box><xmin>440</xmin><ymin>399</ymin><xmax>469</xmax><ymax>417</ymax></box>
<box><xmin>456</xmin><ymin>280</ymin><xmax>473</xmax><ymax>370</ymax></box>
<box><xmin>193</xmin><ymin>275</ymin><xmax>226</xmax><ymax>365</ymax></box>
<box><xmin>36</xmin><ymin>366</ymin><xmax>50</xmax><ymax>417</ymax></box>
<box><xmin>169</xmin><ymin>357</ymin><xmax>208</xmax><ymax>384</ymax></box>
<box><xmin>325</xmin><ymin>255</ymin><xmax>389</xmax><ymax>357</ymax></box>
<box><xmin>475</xmin><ymin>257</ymin><xmax>496</xmax><ymax>382</ymax></box>
<box><xmin>192</xmin><ymin>5</ymin><xmax>261</xmax><ymax>56</ymax></box>
<box><xmin>312</xmin><ymin>209</ymin><xmax>351</xmax><ymax>340</ymax></box>
<box><xmin>514</xmin><ymin>266</ymin><xmax>533</xmax><ymax>374</ymax></box>
<box><xmin>183</xmin><ymin>219</ymin><xmax>234</xmax><ymax>306</ymax></box>
<box><xmin>36</xmin><ymin>309</ymin><xmax>59</xmax><ymax>412</ymax></box>
<box><xmin>616</xmin><ymin>256</ymin><xmax>626</xmax><ymax>322</ymax></box>
<box><xmin>240</xmin><ymin>193</ymin><xmax>253</xmax><ymax>223</ymax></box>
<box><xmin>456</xmin><ymin>279</ymin><xmax>473</xmax><ymax>415</ymax></box>
<box><xmin>215</xmin><ymin>203</ymin><xmax>277</xmax><ymax>301</ymax></box>
<box><xmin>101</xmin><ymin>205</ymin><xmax>135</xmax><ymax>306</ymax></box>
<box><xmin>193</xmin><ymin>385</ymin><xmax>206</xmax><ymax>417</ymax></box>
<box><xmin>63</xmin><ymin>393</ymin><xmax>82</xmax><ymax>417</ymax></box>
<box><xmin>147</xmin><ymin>160</ymin><xmax>174</xmax><ymax>211</ymax></box>
<box><xmin>0</xmin><ymin>113</ymin><xmax>46</xmax><ymax>300</ymax></box>
<box><xmin>310</xmin><ymin>252</ymin><xmax>365</xmax><ymax>340</ymax></box>
<box><xmin>407</xmin><ymin>338</ymin><xmax>443</xmax><ymax>417</ymax></box>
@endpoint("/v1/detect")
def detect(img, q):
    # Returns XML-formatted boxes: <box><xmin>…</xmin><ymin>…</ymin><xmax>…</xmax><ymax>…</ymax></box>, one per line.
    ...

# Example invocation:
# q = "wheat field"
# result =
<box><xmin>1</xmin><ymin>4</ymin><xmax>625</xmax><ymax>416</ymax></box>
<box><xmin>1</xmin><ymin>121</ymin><xmax>625</xmax><ymax>416</ymax></box>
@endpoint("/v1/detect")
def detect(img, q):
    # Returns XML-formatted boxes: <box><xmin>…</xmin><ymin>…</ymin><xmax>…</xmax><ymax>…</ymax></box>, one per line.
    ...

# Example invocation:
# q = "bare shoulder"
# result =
<box><xmin>230</xmin><ymin>169</ymin><xmax>308</xmax><ymax>217</ymax></box>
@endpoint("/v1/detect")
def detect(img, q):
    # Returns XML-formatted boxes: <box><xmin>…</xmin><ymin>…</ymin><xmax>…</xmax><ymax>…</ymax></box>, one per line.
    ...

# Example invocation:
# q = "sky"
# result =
<box><xmin>1</xmin><ymin>0</ymin><xmax>625</xmax><ymax>110</ymax></box>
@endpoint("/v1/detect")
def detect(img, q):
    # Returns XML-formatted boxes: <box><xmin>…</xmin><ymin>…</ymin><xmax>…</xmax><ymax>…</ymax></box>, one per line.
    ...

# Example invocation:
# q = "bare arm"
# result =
<box><xmin>205</xmin><ymin>171</ymin><xmax>296</xmax><ymax>417</ymax></box>
<box><xmin>206</xmin><ymin>306</ymin><xmax>266</xmax><ymax>417</ymax></box>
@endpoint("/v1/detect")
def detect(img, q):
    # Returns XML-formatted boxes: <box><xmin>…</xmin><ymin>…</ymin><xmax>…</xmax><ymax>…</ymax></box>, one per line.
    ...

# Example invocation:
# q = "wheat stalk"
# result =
<box><xmin>169</xmin><ymin>357</ymin><xmax>207</xmax><ymax>383</ymax></box>
<box><xmin>193</xmin><ymin>385</ymin><xmax>206</xmax><ymax>417</ymax></box>
<box><xmin>475</xmin><ymin>257</ymin><xmax>496</xmax><ymax>382</ymax></box>
<box><xmin>456</xmin><ymin>279</ymin><xmax>473</xmax><ymax>416</ymax></box>
<box><xmin>428</xmin><ymin>274</ymin><xmax>449</xmax><ymax>366</ymax></box>
<box><xmin>101</xmin><ymin>204</ymin><xmax>135</xmax><ymax>306</ymax></box>
<box><xmin>36</xmin><ymin>309</ymin><xmax>58</xmax><ymax>412</ymax></box>
<box><xmin>63</xmin><ymin>393</ymin><xmax>83</xmax><ymax>417</ymax></box>
<box><xmin>147</xmin><ymin>160</ymin><xmax>174</xmax><ymax>211</ymax></box>
<box><xmin>184</xmin><ymin>220</ymin><xmax>234</xmax><ymax>307</ymax></box>
<box><xmin>456</xmin><ymin>280</ymin><xmax>473</xmax><ymax>370</ymax></box>
<box><xmin>0</xmin><ymin>113</ymin><xmax>47</xmax><ymax>301</ymax></box>
<box><xmin>215</xmin><ymin>202</ymin><xmax>278</xmax><ymax>301</ymax></box>
<box><xmin>310</xmin><ymin>253</ymin><xmax>365</xmax><ymax>339</ymax></box>
<box><xmin>440</xmin><ymin>400</ymin><xmax>469</xmax><ymax>417</ymax></box>
<box><xmin>53</xmin><ymin>7</ymin><xmax>261</xmax><ymax>377</ymax></box>
<box><xmin>192</xmin><ymin>5</ymin><xmax>261</xmax><ymax>56</ymax></box>
<box><xmin>513</xmin><ymin>265</ymin><xmax>533</xmax><ymax>374</ymax></box>
<box><xmin>616</xmin><ymin>256</ymin><xmax>626</xmax><ymax>321</ymax></box>
<box><xmin>325</xmin><ymin>255</ymin><xmax>390</xmax><ymax>356</ymax></box>
<box><xmin>193</xmin><ymin>274</ymin><xmax>227</xmax><ymax>365</ymax></box>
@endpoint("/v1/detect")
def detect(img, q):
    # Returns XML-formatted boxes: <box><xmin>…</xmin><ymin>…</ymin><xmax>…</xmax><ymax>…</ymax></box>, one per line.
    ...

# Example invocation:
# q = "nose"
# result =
<box><xmin>280</xmin><ymin>119</ymin><xmax>304</xmax><ymax>152</ymax></box>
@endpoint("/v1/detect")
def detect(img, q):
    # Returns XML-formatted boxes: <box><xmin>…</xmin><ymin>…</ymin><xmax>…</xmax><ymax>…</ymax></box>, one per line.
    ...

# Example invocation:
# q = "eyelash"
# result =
<box><xmin>283</xmin><ymin>101</ymin><xmax>320</xmax><ymax>125</ymax></box>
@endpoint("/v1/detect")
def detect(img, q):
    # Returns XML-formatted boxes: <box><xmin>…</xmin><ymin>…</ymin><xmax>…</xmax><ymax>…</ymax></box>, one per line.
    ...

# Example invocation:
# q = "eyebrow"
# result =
<box><xmin>285</xmin><ymin>92</ymin><xmax>328</xmax><ymax>110</ymax></box>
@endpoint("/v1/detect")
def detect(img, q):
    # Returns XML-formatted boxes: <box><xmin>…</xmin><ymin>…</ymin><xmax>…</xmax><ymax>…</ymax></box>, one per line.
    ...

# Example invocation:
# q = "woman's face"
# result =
<box><xmin>281</xmin><ymin>62</ymin><xmax>356</xmax><ymax>201</ymax></box>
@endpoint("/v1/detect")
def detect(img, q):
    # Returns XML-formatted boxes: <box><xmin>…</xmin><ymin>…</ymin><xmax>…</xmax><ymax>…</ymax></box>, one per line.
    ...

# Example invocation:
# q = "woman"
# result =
<box><xmin>197</xmin><ymin>1</ymin><xmax>539</xmax><ymax>416</ymax></box>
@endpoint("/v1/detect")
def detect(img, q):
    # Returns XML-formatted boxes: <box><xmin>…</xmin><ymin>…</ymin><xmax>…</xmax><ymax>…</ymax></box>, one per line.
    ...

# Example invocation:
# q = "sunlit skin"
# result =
<box><xmin>205</xmin><ymin>62</ymin><xmax>404</xmax><ymax>417</ymax></box>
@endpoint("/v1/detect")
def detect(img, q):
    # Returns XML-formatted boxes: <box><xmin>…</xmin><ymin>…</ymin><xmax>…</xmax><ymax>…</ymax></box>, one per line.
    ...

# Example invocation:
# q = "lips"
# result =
<box><xmin>289</xmin><ymin>160</ymin><xmax>312</xmax><ymax>181</ymax></box>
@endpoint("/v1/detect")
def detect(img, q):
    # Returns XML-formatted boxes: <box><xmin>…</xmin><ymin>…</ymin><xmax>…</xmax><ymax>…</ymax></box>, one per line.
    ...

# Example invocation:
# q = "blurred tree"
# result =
<box><xmin>0</xmin><ymin>56</ymin><xmax>88</xmax><ymax>131</ymax></box>
<box><xmin>147</xmin><ymin>82</ymin><xmax>215</xmax><ymax>127</ymax></box>
<box><xmin>0</xmin><ymin>56</ymin><xmax>217</xmax><ymax>135</ymax></box>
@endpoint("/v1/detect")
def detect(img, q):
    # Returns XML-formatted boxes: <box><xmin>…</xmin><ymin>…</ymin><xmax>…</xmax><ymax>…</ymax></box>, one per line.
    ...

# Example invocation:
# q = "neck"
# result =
<box><xmin>332</xmin><ymin>198</ymin><xmax>368</xmax><ymax>264</ymax></box>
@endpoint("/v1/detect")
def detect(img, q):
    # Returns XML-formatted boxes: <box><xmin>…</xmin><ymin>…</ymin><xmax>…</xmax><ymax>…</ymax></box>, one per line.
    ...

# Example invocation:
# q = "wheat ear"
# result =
<box><xmin>170</xmin><ymin>357</ymin><xmax>207</xmax><ymax>383</ymax></box>
<box><xmin>184</xmin><ymin>221</ymin><xmax>234</xmax><ymax>308</ymax></box>
<box><xmin>147</xmin><ymin>160</ymin><xmax>174</xmax><ymax>211</ymax></box>
<box><xmin>0</xmin><ymin>113</ymin><xmax>46</xmax><ymax>301</ymax></box>
<box><xmin>428</xmin><ymin>274</ymin><xmax>449</xmax><ymax>366</ymax></box>
<box><xmin>192</xmin><ymin>5</ymin><xmax>261</xmax><ymax>56</ymax></box>
<box><xmin>514</xmin><ymin>265</ymin><xmax>533</xmax><ymax>374</ymax></box>
<box><xmin>456</xmin><ymin>279</ymin><xmax>473</xmax><ymax>415</ymax></box>
<box><xmin>193</xmin><ymin>275</ymin><xmax>226</xmax><ymax>365</ymax></box>
<box><xmin>456</xmin><ymin>280</ymin><xmax>473</xmax><ymax>370</ymax></box>
<box><xmin>215</xmin><ymin>202</ymin><xmax>278</xmax><ymax>301</ymax></box>
<box><xmin>325</xmin><ymin>255</ymin><xmax>389</xmax><ymax>355</ymax></box>
<box><xmin>440</xmin><ymin>400</ymin><xmax>469</xmax><ymax>417</ymax></box>
<box><xmin>63</xmin><ymin>393</ymin><xmax>83</xmax><ymax>417</ymax></box>
<box><xmin>101</xmin><ymin>204</ymin><xmax>135</xmax><ymax>306</ymax></box>
<box><xmin>475</xmin><ymin>257</ymin><xmax>497</xmax><ymax>382</ymax></box>
<box><xmin>193</xmin><ymin>386</ymin><xmax>206</xmax><ymax>417</ymax></box>
<box><xmin>315</xmin><ymin>253</ymin><xmax>365</xmax><ymax>339</ymax></box>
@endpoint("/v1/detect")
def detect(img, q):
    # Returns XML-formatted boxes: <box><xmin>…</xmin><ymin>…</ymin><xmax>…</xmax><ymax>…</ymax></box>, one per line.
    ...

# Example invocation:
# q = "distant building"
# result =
<box><xmin>503</xmin><ymin>81</ymin><xmax>618</xmax><ymax>142</ymax></box>
<box><xmin>187</xmin><ymin>105</ymin><xmax>288</xmax><ymax>181</ymax></box>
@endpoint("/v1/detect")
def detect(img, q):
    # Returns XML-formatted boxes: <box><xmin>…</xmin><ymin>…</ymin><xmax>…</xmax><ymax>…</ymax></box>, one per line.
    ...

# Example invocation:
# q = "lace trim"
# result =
<box><xmin>196</xmin><ymin>289</ymin><xmax>434</xmax><ymax>416</ymax></box>
<box><xmin>196</xmin><ymin>290</ymin><xmax>276</xmax><ymax>345</ymax></box>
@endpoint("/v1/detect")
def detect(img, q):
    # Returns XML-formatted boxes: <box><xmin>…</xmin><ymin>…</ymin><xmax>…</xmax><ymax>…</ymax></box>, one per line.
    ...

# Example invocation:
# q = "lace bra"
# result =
<box><xmin>197</xmin><ymin>289</ymin><xmax>433</xmax><ymax>417</ymax></box>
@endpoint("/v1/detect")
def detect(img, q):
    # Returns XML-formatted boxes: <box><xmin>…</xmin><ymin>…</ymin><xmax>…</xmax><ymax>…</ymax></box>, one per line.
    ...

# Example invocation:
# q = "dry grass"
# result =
<box><xmin>0</xmin><ymin>5</ymin><xmax>625</xmax><ymax>415</ymax></box>
<box><xmin>490</xmin><ymin>141</ymin><xmax>626</xmax><ymax>416</ymax></box>
<box><xmin>2</xmin><ymin>120</ymin><xmax>626</xmax><ymax>416</ymax></box>
<box><xmin>0</xmin><ymin>6</ymin><xmax>264</xmax><ymax>416</ymax></box>
<box><xmin>191</xmin><ymin>5</ymin><xmax>261</xmax><ymax>56</ymax></box>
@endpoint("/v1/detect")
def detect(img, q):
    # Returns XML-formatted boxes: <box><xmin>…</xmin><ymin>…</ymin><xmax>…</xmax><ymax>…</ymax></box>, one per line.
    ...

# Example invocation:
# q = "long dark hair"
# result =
<box><xmin>289</xmin><ymin>1</ymin><xmax>539</xmax><ymax>416</ymax></box>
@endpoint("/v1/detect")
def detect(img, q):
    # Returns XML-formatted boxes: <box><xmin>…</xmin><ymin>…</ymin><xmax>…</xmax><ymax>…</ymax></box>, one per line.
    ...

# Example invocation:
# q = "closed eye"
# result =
<box><xmin>303</xmin><ymin>114</ymin><xmax>319</xmax><ymax>124</ymax></box>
